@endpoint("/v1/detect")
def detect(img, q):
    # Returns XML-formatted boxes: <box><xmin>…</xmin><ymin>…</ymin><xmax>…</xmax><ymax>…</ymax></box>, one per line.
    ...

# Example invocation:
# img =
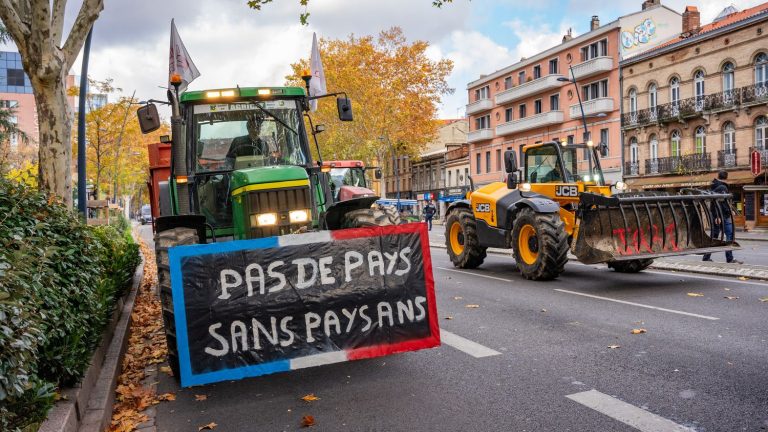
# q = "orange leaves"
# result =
<box><xmin>156</xmin><ymin>393</ymin><xmax>176</xmax><ymax>401</ymax></box>
<box><xmin>301</xmin><ymin>394</ymin><xmax>320</xmax><ymax>402</ymax></box>
<box><xmin>630</xmin><ymin>328</ymin><xmax>647</xmax><ymax>335</ymax></box>
<box><xmin>198</xmin><ymin>422</ymin><xmax>218</xmax><ymax>431</ymax></box>
<box><xmin>301</xmin><ymin>415</ymin><xmax>316</xmax><ymax>427</ymax></box>
<box><xmin>195</xmin><ymin>394</ymin><xmax>208</xmax><ymax>401</ymax></box>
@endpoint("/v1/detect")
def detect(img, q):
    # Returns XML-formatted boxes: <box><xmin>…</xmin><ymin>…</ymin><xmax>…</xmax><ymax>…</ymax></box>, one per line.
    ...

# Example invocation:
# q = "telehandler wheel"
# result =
<box><xmin>155</xmin><ymin>227</ymin><xmax>199</xmax><ymax>381</ymax></box>
<box><xmin>341</xmin><ymin>207</ymin><xmax>401</xmax><ymax>228</ymax></box>
<box><xmin>445</xmin><ymin>207</ymin><xmax>487</xmax><ymax>269</ymax></box>
<box><xmin>607</xmin><ymin>259</ymin><xmax>654</xmax><ymax>273</ymax></box>
<box><xmin>511</xmin><ymin>208</ymin><xmax>569</xmax><ymax>281</ymax></box>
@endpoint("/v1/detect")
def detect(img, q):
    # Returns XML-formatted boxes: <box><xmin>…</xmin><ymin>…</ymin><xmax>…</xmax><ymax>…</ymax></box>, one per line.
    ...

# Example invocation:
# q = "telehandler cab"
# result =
<box><xmin>445</xmin><ymin>140</ymin><xmax>739</xmax><ymax>281</ymax></box>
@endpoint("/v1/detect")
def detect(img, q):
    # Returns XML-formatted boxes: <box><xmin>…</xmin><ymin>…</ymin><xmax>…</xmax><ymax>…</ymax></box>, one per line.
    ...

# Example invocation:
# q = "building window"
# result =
<box><xmin>649</xmin><ymin>134</ymin><xmax>658</xmax><ymax>160</ymax></box>
<box><xmin>0</xmin><ymin>100</ymin><xmax>19</xmax><ymax>108</ymax></box>
<box><xmin>496</xmin><ymin>149</ymin><xmax>502</xmax><ymax>171</ymax></box>
<box><xmin>448</xmin><ymin>170</ymin><xmax>452</xmax><ymax>186</ymax></box>
<box><xmin>518</xmin><ymin>70</ymin><xmax>526</xmax><ymax>85</ymax></box>
<box><xmin>670</xmin><ymin>77</ymin><xmax>680</xmax><ymax>105</ymax></box>
<box><xmin>485</xmin><ymin>151</ymin><xmax>491</xmax><ymax>173</ymax></box>
<box><xmin>583</xmin><ymin>79</ymin><xmax>608</xmax><ymax>101</ymax></box>
<box><xmin>581</xmin><ymin>39</ymin><xmax>607</xmax><ymax>62</ymax></box>
<box><xmin>695</xmin><ymin>126</ymin><xmax>707</xmax><ymax>154</ymax></box>
<box><xmin>629</xmin><ymin>137</ymin><xmax>639</xmax><ymax>163</ymax></box>
<box><xmin>755</xmin><ymin>53</ymin><xmax>768</xmax><ymax>86</ymax></box>
<box><xmin>533</xmin><ymin>65</ymin><xmax>541</xmax><ymax>79</ymax></box>
<box><xmin>756</xmin><ymin>116</ymin><xmax>768</xmax><ymax>149</ymax></box>
<box><xmin>519</xmin><ymin>104</ymin><xmax>527</xmax><ymax>119</ymax></box>
<box><xmin>550</xmin><ymin>94</ymin><xmax>559</xmax><ymax>111</ymax></box>
<box><xmin>722</xmin><ymin>62</ymin><xmax>735</xmax><ymax>94</ymax></box>
<box><xmin>648</xmin><ymin>84</ymin><xmax>657</xmax><ymax>111</ymax></box>
<box><xmin>7</xmin><ymin>69</ymin><xmax>25</xmax><ymax>87</ymax></box>
<box><xmin>723</xmin><ymin>121</ymin><xmax>736</xmax><ymax>153</ymax></box>
<box><xmin>600</xmin><ymin>128</ymin><xmax>609</xmax><ymax>156</ymax></box>
<box><xmin>475</xmin><ymin>115</ymin><xmax>490</xmax><ymax>130</ymax></box>
<box><xmin>629</xmin><ymin>89</ymin><xmax>637</xmax><ymax>114</ymax></box>
<box><xmin>567</xmin><ymin>135</ymin><xmax>574</xmax><ymax>146</ymax></box>
<box><xmin>505</xmin><ymin>107</ymin><xmax>514</xmax><ymax>122</ymax></box>
<box><xmin>504</xmin><ymin>76</ymin><xmax>512</xmax><ymax>90</ymax></box>
<box><xmin>475</xmin><ymin>86</ymin><xmax>490</xmax><ymax>101</ymax></box>
<box><xmin>599</xmin><ymin>39</ymin><xmax>608</xmax><ymax>56</ymax></box>
<box><xmin>476</xmin><ymin>153</ymin><xmax>481</xmax><ymax>174</ymax></box>
<box><xmin>694</xmin><ymin>70</ymin><xmax>706</xmax><ymax>108</ymax></box>
<box><xmin>534</xmin><ymin>99</ymin><xmax>542</xmax><ymax>114</ymax></box>
<box><xmin>670</xmin><ymin>130</ymin><xmax>682</xmax><ymax>157</ymax></box>
<box><xmin>464</xmin><ymin>168</ymin><xmax>469</xmax><ymax>185</ymax></box>
<box><xmin>549</xmin><ymin>58</ymin><xmax>559</xmax><ymax>75</ymax></box>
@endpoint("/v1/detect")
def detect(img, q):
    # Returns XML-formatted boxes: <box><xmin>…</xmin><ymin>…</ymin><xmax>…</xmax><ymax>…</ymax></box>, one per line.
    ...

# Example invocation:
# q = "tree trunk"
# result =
<box><xmin>32</xmin><ymin>70</ymin><xmax>73</xmax><ymax>207</ymax></box>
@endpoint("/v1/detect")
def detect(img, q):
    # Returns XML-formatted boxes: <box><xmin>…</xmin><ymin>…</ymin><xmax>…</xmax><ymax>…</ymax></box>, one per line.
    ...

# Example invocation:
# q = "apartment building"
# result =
<box><xmin>466</xmin><ymin>1</ymin><xmax>681</xmax><ymax>187</ymax></box>
<box><xmin>412</xmin><ymin>119</ymin><xmax>468</xmax><ymax>216</ymax></box>
<box><xmin>620</xmin><ymin>3</ymin><xmax>768</xmax><ymax>229</ymax></box>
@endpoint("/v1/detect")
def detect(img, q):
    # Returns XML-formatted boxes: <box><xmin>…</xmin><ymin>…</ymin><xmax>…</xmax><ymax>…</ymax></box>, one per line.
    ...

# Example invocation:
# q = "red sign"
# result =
<box><xmin>752</xmin><ymin>150</ymin><xmax>763</xmax><ymax>176</ymax></box>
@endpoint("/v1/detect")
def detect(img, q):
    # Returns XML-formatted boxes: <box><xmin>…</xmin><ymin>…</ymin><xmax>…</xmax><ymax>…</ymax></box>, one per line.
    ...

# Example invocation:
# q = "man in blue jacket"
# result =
<box><xmin>423</xmin><ymin>202</ymin><xmax>436</xmax><ymax>231</ymax></box>
<box><xmin>702</xmin><ymin>170</ymin><xmax>743</xmax><ymax>264</ymax></box>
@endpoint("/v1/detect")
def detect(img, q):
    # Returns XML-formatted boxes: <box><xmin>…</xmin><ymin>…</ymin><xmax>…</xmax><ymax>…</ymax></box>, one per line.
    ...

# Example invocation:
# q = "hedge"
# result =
<box><xmin>0</xmin><ymin>177</ymin><xmax>140</xmax><ymax>431</ymax></box>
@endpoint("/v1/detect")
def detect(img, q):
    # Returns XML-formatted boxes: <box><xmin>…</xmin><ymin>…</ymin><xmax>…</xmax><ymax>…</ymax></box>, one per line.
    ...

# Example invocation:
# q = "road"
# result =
<box><xmin>139</xmin><ymin>225</ymin><xmax>768</xmax><ymax>432</ymax></box>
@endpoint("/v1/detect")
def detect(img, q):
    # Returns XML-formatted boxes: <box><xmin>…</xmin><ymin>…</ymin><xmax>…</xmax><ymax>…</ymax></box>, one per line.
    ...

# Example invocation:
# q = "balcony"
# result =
<box><xmin>717</xmin><ymin>149</ymin><xmax>739</xmax><ymax>168</ymax></box>
<box><xmin>569</xmin><ymin>97</ymin><xmax>614</xmax><ymax>119</ymax></box>
<box><xmin>644</xmin><ymin>158</ymin><xmax>660</xmax><ymax>175</ymax></box>
<box><xmin>570</xmin><ymin>56</ymin><xmax>614</xmax><ymax>81</ymax></box>
<box><xmin>495</xmin><ymin>74</ymin><xmax>564</xmax><ymax>105</ymax></box>
<box><xmin>656</xmin><ymin>154</ymin><xmax>712</xmax><ymax>174</ymax></box>
<box><xmin>467</xmin><ymin>128</ymin><xmax>494</xmax><ymax>143</ymax></box>
<box><xmin>625</xmin><ymin>161</ymin><xmax>640</xmax><ymax>176</ymax></box>
<box><xmin>496</xmin><ymin>111</ymin><xmax>564</xmax><ymax>136</ymax></box>
<box><xmin>466</xmin><ymin>98</ymin><xmax>493</xmax><ymax>115</ymax></box>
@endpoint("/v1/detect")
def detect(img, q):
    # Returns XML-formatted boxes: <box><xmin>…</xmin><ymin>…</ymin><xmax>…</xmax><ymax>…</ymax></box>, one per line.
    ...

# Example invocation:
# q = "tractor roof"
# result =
<box><xmin>325</xmin><ymin>160</ymin><xmax>365</xmax><ymax>168</ymax></box>
<box><xmin>180</xmin><ymin>87</ymin><xmax>306</xmax><ymax>103</ymax></box>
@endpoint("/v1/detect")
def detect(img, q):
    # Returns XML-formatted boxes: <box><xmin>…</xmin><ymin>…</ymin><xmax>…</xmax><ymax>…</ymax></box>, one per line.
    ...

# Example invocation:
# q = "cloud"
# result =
<box><xmin>503</xmin><ymin>18</ymin><xmax>575</xmax><ymax>60</ymax></box>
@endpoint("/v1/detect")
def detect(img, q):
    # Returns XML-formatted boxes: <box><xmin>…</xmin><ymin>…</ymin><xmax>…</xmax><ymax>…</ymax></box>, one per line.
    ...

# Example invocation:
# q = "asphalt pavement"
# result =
<box><xmin>139</xmin><ymin>225</ymin><xmax>768</xmax><ymax>432</ymax></box>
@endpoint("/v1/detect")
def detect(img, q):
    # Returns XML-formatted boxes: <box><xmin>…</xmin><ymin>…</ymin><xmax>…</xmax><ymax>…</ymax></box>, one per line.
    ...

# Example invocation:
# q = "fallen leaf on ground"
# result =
<box><xmin>760</xmin><ymin>297</ymin><xmax>768</xmax><ymax>303</ymax></box>
<box><xmin>607</xmin><ymin>344</ymin><xmax>621</xmax><ymax>349</ymax></box>
<box><xmin>195</xmin><ymin>394</ymin><xmax>208</xmax><ymax>401</ymax></box>
<box><xmin>159</xmin><ymin>366</ymin><xmax>173</xmax><ymax>376</ymax></box>
<box><xmin>724</xmin><ymin>288</ymin><xmax>731</xmax><ymax>291</ymax></box>
<box><xmin>738</xmin><ymin>276</ymin><xmax>748</xmax><ymax>281</ymax></box>
<box><xmin>444</xmin><ymin>316</ymin><xmax>454</xmax><ymax>320</ymax></box>
<box><xmin>631</xmin><ymin>328</ymin><xmax>647</xmax><ymax>334</ymax></box>
<box><xmin>465</xmin><ymin>304</ymin><xmax>480</xmax><ymax>308</ymax></box>
<box><xmin>198</xmin><ymin>422</ymin><xmax>217</xmax><ymax>431</ymax></box>
<box><xmin>156</xmin><ymin>393</ymin><xmax>176</xmax><ymax>401</ymax></box>
<box><xmin>301</xmin><ymin>415</ymin><xmax>316</xmax><ymax>427</ymax></box>
<box><xmin>724</xmin><ymin>296</ymin><xmax>739</xmax><ymax>300</ymax></box>
<box><xmin>687</xmin><ymin>292</ymin><xmax>704</xmax><ymax>297</ymax></box>
<box><xmin>453</xmin><ymin>296</ymin><xmax>463</xmax><ymax>300</ymax></box>
<box><xmin>301</xmin><ymin>394</ymin><xmax>320</xmax><ymax>402</ymax></box>
<box><xmin>540</xmin><ymin>309</ymin><xmax>547</xmax><ymax>313</ymax></box>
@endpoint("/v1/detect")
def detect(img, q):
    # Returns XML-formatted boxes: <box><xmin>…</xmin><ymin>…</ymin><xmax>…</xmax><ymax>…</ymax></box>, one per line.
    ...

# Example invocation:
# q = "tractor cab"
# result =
<box><xmin>324</xmin><ymin>160</ymin><xmax>380</xmax><ymax>202</ymax></box>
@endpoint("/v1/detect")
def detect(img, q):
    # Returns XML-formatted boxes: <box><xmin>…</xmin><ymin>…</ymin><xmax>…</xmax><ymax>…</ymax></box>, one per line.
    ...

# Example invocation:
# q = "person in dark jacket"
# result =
<box><xmin>423</xmin><ymin>202</ymin><xmax>436</xmax><ymax>231</ymax></box>
<box><xmin>702</xmin><ymin>170</ymin><xmax>742</xmax><ymax>264</ymax></box>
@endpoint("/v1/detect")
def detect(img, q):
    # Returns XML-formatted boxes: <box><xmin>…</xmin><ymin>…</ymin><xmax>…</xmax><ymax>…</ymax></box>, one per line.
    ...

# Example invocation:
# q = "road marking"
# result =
<box><xmin>554</xmin><ymin>289</ymin><xmax>719</xmax><ymax>320</ymax></box>
<box><xmin>643</xmin><ymin>269</ymin><xmax>768</xmax><ymax>286</ymax></box>
<box><xmin>440</xmin><ymin>330</ymin><xmax>501</xmax><ymax>358</ymax></box>
<box><xmin>437</xmin><ymin>267</ymin><xmax>514</xmax><ymax>282</ymax></box>
<box><xmin>566</xmin><ymin>390</ymin><xmax>695</xmax><ymax>432</ymax></box>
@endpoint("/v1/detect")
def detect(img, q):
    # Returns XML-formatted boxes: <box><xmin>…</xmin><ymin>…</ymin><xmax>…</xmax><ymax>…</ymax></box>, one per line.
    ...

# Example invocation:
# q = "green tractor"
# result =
<box><xmin>137</xmin><ymin>78</ymin><xmax>398</xmax><ymax>377</ymax></box>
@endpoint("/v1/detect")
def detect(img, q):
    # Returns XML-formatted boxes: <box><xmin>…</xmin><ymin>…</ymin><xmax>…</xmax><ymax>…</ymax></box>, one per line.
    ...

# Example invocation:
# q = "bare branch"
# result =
<box><xmin>61</xmin><ymin>0</ymin><xmax>103</xmax><ymax>71</ymax></box>
<box><xmin>50</xmin><ymin>0</ymin><xmax>66</xmax><ymax>46</ymax></box>
<box><xmin>0</xmin><ymin>0</ymin><xmax>31</xmax><ymax>42</ymax></box>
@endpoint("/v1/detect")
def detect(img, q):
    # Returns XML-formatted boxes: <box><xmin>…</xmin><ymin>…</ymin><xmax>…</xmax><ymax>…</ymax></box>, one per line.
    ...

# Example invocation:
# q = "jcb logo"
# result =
<box><xmin>555</xmin><ymin>186</ymin><xmax>578</xmax><ymax>197</ymax></box>
<box><xmin>475</xmin><ymin>203</ymin><xmax>491</xmax><ymax>213</ymax></box>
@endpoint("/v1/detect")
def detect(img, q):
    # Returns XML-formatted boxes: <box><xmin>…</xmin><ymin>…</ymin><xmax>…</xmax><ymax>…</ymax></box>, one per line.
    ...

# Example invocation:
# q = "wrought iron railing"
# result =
<box><xmin>717</xmin><ymin>149</ymin><xmax>738</xmax><ymax>168</ymax></box>
<box><xmin>624</xmin><ymin>161</ymin><xmax>639</xmax><ymax>176</ymax></box>
<box><xmin>655</xmin><ymin>153</ymin><xmax>711</xmax><ymax>174</ymax></box>
<box><xmin>644</xmin><ymin>158</ymin><xmax>660</xmax><ymax>175</ymax></box>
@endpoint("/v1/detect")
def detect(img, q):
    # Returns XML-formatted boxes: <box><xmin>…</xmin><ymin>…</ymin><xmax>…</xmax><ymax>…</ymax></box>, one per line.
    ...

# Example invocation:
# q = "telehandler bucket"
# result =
<box><xmin>572</xmin><ymin>190</ymin><xmax>740</xmax><ymax>264</ymax></box>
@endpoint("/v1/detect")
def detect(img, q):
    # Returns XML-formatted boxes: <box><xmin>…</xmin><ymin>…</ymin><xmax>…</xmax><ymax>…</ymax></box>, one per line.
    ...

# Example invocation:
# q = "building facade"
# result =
<box><xmin>466</xmin><ymin>3</ymin><xmax>681</xmax><ymax>188</ymax></box>
<box><xmin>0</xmin><ymin>51</ymin><xmax>37</xmax><ymax>165</ymax></box>
<box><xmin>620</xmin><ymin>3</ymin><xmax>768</xmax><ymax>229</ymax></box>
<box><xmin>382</xmin><ymin>154</ymin><xmax>413</xmax><ymax>200</ymax></box>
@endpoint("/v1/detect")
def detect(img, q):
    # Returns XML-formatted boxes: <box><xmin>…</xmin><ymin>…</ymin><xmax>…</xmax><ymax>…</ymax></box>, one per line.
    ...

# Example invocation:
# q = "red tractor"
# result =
<box><xmin>324</xmin><ymin>160</ymin><xmax>382</xmax><ymax>202</ymax></box>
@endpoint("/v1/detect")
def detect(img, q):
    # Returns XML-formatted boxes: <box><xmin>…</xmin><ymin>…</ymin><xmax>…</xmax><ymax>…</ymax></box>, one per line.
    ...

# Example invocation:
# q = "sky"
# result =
<box><xmin>1</xmin><ymin>0</ymin><xmax>764</xmax><ymax>119</ymax></box>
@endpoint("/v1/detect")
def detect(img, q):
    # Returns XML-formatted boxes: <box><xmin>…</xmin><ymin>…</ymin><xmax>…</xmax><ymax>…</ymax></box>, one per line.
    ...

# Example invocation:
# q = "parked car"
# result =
<box><xmin>139</xmin><ymin>204</ymin><xmax>153</xmax><ymax>225</ymax></box>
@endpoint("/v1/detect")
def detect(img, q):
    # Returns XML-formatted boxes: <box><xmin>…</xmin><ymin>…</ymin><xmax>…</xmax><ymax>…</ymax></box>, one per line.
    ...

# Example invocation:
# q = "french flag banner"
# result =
<box><xmin>168</xmin><ymin>223</ymin><xmax>440</xmax><ymax>387</ymax></box>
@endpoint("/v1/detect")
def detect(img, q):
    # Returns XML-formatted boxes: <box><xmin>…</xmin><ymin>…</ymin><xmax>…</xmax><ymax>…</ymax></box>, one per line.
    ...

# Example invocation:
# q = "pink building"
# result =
<box><xmin>466</xmin><ymin>1</ymin><xmax>682</xmax><ymax>187</ymax></box>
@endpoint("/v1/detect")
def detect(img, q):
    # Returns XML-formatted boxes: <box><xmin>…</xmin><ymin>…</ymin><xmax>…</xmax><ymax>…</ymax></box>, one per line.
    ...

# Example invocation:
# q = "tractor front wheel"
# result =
<box><xmin>607</xmin><ymin>259</ymin><xmax>654</xmax><ymax>273</ymax></box>
<box><xmin>155</xmin><ymin>227</ymin><xmax>199</xmax><ymax>381</ymax></box>
<box><xmin>445</xmin><ymin>207</ymin><xmax>486</xmax><ymax>269</ymax></box>
<box><xmin>511</xmin><ymin>208</ymin><xmax>568</xmax><ymax>281</ymax></box>
<box><xmin>341</xmin><ymin>207</ymin><xmax>401</xmax><ymax>228</ymax></box>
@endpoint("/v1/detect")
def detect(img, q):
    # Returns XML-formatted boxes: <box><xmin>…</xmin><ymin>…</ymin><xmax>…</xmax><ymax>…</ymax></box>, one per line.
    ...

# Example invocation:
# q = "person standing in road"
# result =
<box><xmin>702</xmin><ymin>170</ymin><xmax>743</xmax><ymax>264</ymax></box>
<box><xmin>423</xmin><ymin>202</ymin><xmax>436</xmax><ymax>231</ymax></box>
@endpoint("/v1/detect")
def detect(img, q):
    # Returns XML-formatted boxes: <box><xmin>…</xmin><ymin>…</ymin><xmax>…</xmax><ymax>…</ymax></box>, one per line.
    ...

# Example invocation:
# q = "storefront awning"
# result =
<box><xmin>626</xmin><ymin>170</ymin><xmax>757</xmax><ymax>190</ymax></box>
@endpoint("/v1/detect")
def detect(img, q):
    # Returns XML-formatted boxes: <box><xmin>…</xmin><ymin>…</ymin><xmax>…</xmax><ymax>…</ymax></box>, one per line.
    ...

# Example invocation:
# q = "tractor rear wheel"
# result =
<box><xmin>341</xmin><ymin>207</ymin><xmax>401</xmax><ymax>228</ymax></box>
<box><xmin>155</xmin><ymin>227</ymin><xmax>199</xmax><ymax>381</ymax></box>
<box><xmin>607</xmin><ymin>259</ymin><xmax>654</xmax><ymax>273</ymax></box>
<box><xmin>511</xmin><ymin>208</ymin><xmax>569</xmax><ymax>281</ymax></box>
<box><xmin>445</xmin><ymin>207</ymin><xmax>487</xmax><ymax>269</ymax></box>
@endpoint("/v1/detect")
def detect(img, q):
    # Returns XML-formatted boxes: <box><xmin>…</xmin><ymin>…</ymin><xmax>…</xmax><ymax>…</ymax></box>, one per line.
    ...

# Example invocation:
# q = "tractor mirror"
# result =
<box><xmin>504</xmin><ymin>150</ymin><xmax>517</xmax><ymax>173</ymax></box>
<box><xmin>314</xmin><ymin>124</ymin><xmax>326</xmax><ymax>134</ymax></box>
<box><xmin>506</xmin><ymin>172</ymin><xmax>518</xmax><ymax>190</ymax></box>
<box><xmin>375</xmin><ymin>169</ymin><xmax>382</xmax><ymax>180</ymax></box>
<box><xmin>159</xmin><ymin>135</ymin><xmax>171</xmax><ymax>143</ymax></box>
<box><xmin>337</xmin><ymin>97</ymin><xmax>353</xmax><ymax>121</ymax></box>
<box><xmin>137</xmin><ymin>104</ymin><xmax>161</xmax><ymax>134</ymax></box>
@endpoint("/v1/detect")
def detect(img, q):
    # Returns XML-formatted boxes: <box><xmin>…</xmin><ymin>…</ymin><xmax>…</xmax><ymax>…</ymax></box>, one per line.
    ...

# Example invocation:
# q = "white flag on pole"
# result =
<box><xmin>168</xmin><ymin>19</ymin><xmax>200</xmax><ymax>93</ymax></box>
<box><xmin>309</xmin><ymin>32</ymin><xmax>327</xmax><ymax>112</ymax></box>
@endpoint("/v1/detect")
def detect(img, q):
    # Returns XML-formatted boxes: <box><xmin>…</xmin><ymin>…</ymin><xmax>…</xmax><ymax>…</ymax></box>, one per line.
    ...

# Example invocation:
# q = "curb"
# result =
<box><xmin>38</xmin><ymin>253</ymin><xmax>145</xmax><ymax>432</ymax></box>
<box><xmin>428</xmin><ymin>242</ymin><xmax>768</xmax><ymax>281</ymax></box>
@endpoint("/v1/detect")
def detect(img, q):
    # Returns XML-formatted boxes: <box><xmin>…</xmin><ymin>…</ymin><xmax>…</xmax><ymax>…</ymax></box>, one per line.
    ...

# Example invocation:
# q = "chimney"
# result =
<box><xmin>590</xmin><ymin>16</ymin><xmax>600</xmax><ymax>31</ymax></box>
<box><xmin>682</xmin><ymin>6</ymin><xmax>701</xmax><ymax>33</ymax></box>
<box><xmin>642</xmin><ymin>0</ymin><xmax>660</xmax><ymax>10</ymax></box>
<box><xmin>562</xmin><ymin>28</ymin><xmax>573</xmax><ymax>43</ymax></box>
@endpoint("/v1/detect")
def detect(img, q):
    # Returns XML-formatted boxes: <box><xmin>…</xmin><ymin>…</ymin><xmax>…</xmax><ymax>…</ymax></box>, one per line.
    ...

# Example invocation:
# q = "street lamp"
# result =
<box><xmin>378</xmin><ymin>135</ymin><xmax>400</xmax><ymax>211</ymax></box>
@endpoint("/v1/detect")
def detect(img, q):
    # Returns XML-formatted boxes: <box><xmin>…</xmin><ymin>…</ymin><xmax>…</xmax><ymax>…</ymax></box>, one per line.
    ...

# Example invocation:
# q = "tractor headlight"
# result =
<box><xmin>520</xmin><ymin>182</ymin><xmax>532</xmax><ymax>192</ymax></box>
<box><xmin>289</xmin><ymin>209</ymin><xmax>310</xmax><ymax>224</ymax></box>
<box><xmin>252</xmin><ymin>213</ymin><xmax>278</xmax><ymax>227</ymax></box>
<box><xmin>615</xmin><ymin>181</ymin><xmax>628</xmax><ymax>191</ymax></box>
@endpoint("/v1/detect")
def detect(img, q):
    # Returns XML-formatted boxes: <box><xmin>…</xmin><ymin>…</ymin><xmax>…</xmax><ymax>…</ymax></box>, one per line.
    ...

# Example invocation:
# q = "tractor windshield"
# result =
<box><xmin>192</xmin><ymin>100</ymin><xmax>307</xmax><ymax>172</ymax></box>
<box><xmin>330</xmin><ymin>167</ymin><xmax>367</xmax><ymax>188</ymax></box>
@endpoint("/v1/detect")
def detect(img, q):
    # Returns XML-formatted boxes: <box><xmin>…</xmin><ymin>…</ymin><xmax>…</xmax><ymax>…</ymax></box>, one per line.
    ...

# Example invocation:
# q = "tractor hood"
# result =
<box><xmin>338</xmin><ymin>185</ymin><xmax>376</xmax><ymax>201</ymax></box>
<box><xmin>230</xmin><ymin>165</ymin><xmax>309</xmax><ymax>194</ymax></box>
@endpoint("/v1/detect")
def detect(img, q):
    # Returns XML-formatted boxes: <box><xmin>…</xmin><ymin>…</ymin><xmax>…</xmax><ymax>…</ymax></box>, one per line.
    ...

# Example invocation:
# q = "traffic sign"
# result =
<box><xmin>752</xmin><ymin>150</ymin><xmax>763</xmax><ymax>176</ymax></box>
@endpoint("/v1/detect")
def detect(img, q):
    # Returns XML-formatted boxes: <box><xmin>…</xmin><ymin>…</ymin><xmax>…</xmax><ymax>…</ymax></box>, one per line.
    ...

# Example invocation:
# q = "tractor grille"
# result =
<box><xmin>244</xmin><ymin>186</ymin><xmax>312</xmax><ymax>238</ymax></box>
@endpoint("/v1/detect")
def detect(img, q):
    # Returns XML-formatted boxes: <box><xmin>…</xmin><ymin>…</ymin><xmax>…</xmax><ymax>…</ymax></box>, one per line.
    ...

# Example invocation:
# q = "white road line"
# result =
<box><xmin>440</xmin><ymin>330</ymin><xmax>501</xmax><ymax>358</ymax></box>
<box><xmin>566</xmin><ymin>390</ymin><xmax>695</xmax><ymax>432</ymax></box>
<box><xmin>643</xmin><ymin>269</ymin><xmax>768</xmax><ymax>286</ymax></box>
<box><xmin>554</xmin><ymin>289</ymin><xmax>719</xmax><ymax>320</ymax></box>
<box><xmin>436</xmin><ymin>266</ymin><xmax>514</xmax><ymax>282</ymax></box>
